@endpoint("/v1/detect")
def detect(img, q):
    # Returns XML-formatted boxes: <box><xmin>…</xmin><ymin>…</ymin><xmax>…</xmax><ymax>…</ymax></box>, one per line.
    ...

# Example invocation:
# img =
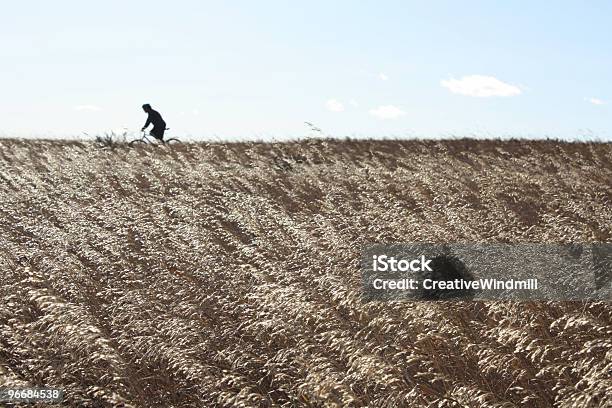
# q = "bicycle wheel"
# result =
<box><xmin>165</xmin><ymin>138</ymin><xmax>181</xmax><ymax>144</ymax></box>
<box><xmin>128</xmin><ymin>139</ymin><xmax>147</xmax><ymax>147</ymax></box>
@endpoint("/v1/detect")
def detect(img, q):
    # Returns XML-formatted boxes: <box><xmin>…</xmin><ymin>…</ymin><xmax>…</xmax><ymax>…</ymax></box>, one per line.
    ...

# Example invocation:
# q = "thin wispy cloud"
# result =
<box><xmin>369</xmin><ymin>105</ymin><xmax>405</xmax><ymax>119</ymax></box>
<box><xmin>325</xmin><ymin>99</ymin><xmax>345</xmax><ymax>112</ymax></box>
<box><xmin>349</xmin><ymin>99</ymin><xmax>359</xmax><ymax>107</ymax></box>
<box><xmin>585</xmin><ymin>97</ymin><xmax>605</xmax><ymax>105</ymax></box>
<box><xmin>441</xmin><ymin>75</ymin><xmax>522</xmax><ymax>97</ymax></box>
<box><xmin>74</xmin><ymin>104</ymin><xmax>102</xmax><ymax>112</ymax></box>
<box><xmin>379</xmin><ymin>72</ymin><xmax>389</xmax><ymax>81</ymax></box>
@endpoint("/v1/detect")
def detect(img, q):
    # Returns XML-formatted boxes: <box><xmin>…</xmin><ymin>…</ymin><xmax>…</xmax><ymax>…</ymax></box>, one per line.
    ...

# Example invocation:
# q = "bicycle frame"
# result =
<box><xmin>139</xmin><ymin>130</ymin><xmax>159</xmax><ymax>144</ymax></box>
<box><xmin>129</xmin><ymin>128</ymin><xmax>180</xmax><ymax>146</ymax></box>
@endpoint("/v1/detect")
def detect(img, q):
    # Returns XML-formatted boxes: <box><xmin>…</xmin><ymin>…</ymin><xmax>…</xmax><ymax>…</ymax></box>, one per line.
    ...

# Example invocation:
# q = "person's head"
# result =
<box><xmin>142</xmin><ymin>104</ymin><xmax>152</xmax><ymax>113</ymax></box>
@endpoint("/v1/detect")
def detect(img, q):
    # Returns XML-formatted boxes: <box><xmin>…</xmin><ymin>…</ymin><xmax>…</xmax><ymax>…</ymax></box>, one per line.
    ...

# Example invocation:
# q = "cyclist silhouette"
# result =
<box><xmin>141</xmin><ymin>104</ymin><xmax>166</xmax><ymax>141</ymax></box>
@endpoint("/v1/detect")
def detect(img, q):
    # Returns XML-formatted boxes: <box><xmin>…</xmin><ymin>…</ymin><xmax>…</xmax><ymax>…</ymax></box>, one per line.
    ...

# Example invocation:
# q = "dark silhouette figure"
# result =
<box><xmin>141</xmin><ymin>104</ymin><xmax>167</xmax><ymax>141</ymax></box>
<box><xmin>418</xmin><ymin>254</ymin><xmax>475</xmax><ymax>300</ymax></box>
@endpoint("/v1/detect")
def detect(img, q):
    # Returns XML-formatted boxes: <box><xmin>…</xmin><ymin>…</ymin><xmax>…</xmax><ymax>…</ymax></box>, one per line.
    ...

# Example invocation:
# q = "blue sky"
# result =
<box><xmin>1</xmin><ymin>0</ymin><xmax>610</xmax><ymax>140</ymax></box>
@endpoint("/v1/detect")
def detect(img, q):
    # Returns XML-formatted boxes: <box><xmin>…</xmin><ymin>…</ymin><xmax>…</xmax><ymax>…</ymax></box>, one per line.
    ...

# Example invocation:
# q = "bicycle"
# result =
<box><xmin>128</xmin><ymin>128</ymin><xmax>181</xmax><ymax>146</ymax></box>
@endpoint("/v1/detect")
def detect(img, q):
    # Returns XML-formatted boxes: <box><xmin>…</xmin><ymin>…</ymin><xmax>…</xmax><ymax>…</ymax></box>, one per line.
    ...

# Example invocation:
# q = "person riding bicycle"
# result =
<box><xmin>141</xmin><ymin>104</ymin><xmax>167</xmax><ymax>142</ymax></box>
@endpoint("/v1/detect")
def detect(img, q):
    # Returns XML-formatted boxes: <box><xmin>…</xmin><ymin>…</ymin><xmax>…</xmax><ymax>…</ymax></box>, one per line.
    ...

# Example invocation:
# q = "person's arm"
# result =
<box><xmin>142</xmin><ymin>114</ymin><xmax>152</xmax><ymax>131</ymax></box>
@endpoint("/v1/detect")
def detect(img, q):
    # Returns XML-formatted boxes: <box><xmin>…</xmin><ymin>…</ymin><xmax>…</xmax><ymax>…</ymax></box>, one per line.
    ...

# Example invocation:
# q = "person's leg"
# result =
<box><xmin>151</xmin><ymin>127</ymin><xmax>165</xmax><ymax>143</ymax></box>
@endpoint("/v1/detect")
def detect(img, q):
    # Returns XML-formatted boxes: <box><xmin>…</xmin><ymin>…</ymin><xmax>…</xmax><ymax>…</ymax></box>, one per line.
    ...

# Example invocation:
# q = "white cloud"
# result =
<box><xmin>379</xmin><ymin>72</ymin><xmax>389</xmax><ymax>81</ymax></box>
<box><xmin>585</xmin><ymin>97</ymin><xmax>605</xmax><ymax>105</ymax></box>
<box><xmin>349</xmin><ymin>99</ymin><xmax>359</xmax><ymax>107</ymax></box>
<box><xmin>369</xmin><ymin>105</ymin><xmax>406</xmax><ymax>119</ymax></box>
<box><xmin>325</xmin><ymin>99</ymin><xmax>345</xmax><ymax>112</ymax></box>
<box><xmin>74</xmin><ymin>104</ymin><xmax>101</xmax><ymax>112</ymax></box>
<box><xmin>440</xmin><ymin>75</ymin><xmax>522</xmax><ymax>97</ymax></box>
<box><xmin>192</xmin><ymin>108</ymin><xmax>200</xmax><ymax>115</ymax></box>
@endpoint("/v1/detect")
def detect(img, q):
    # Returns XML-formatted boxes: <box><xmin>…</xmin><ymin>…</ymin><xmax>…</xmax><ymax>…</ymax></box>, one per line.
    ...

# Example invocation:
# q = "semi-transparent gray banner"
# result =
<box><xmin>362</xmin><ymin>244</ymin><xmax>611</xmax><ymax>301</ymax></box>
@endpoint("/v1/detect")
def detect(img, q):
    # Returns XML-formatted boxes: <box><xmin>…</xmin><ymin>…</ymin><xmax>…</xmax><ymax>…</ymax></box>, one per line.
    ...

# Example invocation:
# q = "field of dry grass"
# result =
<box><xmin>0</xmin><ymin>138</ymin><xmax>611</xmax><ymax>407</ymax></box>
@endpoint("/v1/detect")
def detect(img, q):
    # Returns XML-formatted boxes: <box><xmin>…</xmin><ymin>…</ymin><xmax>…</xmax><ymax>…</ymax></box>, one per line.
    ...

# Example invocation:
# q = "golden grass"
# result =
<box><xmin>0</xmin><ymin>138</ymin><xmax>610</xmax><ymax>407</ymax></box>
